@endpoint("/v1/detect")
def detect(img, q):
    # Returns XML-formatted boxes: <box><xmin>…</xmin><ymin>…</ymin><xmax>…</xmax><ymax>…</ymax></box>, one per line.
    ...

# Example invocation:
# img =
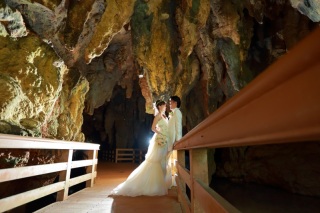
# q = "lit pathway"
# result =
<box><xmin>36</xmin><ymin>162</ymin><xmax>182</xmax><ymax>213</ymax></box>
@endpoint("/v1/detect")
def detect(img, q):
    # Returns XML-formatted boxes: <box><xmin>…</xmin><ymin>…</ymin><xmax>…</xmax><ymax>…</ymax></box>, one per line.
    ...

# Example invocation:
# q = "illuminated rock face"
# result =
<box><xmin>0</xmin><ymin>0</ymin><xmax>319</xmax><ymax>198</ymax></box>
<box><xmin>0</xmin><ymin>31</ymin><xmax>87</xmax><ymax>141</ymax></box>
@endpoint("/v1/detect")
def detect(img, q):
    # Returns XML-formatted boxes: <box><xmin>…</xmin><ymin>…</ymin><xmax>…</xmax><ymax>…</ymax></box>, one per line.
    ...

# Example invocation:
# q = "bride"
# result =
<box><xmin>111</xmin><ymin>100</ymin><xmax>169</xmax><ymax>196</ymax></box>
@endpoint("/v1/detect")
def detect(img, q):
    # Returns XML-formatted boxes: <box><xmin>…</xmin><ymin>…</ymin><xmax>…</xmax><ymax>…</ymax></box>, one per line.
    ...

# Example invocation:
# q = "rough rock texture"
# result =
<box><xmin>85</xmin><ymin>26</ymin><xmax>136</xmax><ymax>115</ymax></box>
<box><xmin>0</xmin><ymin>0</ymin><xmax>319</xmax><ymax>199</ymax></box>
<box><xmin>0</xmin><ymin>9</ymin><xmax>88</xmax><ymax>140</ymax></box>
<box><xmin>215</xmin><ymin>142</ymin><xmax>320</xmax><ymax>196</ymax></box>
<box><xmin>291</xmin><ymin>0</ymin><xmax>320</xmax><ymax>22</ymax></box>
<box><xmin>0</xmin><ymin>1</ymin><xmax>88</xmax><ymax>199</ymax></box>
<box><xmin>85</xmin><ymin>0</ymin><xmax>136</xmax><ymax>63</ymax></box>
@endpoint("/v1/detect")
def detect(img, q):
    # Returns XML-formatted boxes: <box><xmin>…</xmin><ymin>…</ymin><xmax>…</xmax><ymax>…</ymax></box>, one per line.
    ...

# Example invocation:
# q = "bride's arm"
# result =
<box><xmin>151</xmin><ymin>114</ymin><xmax>161</xmax><ymax>134</ymax></box>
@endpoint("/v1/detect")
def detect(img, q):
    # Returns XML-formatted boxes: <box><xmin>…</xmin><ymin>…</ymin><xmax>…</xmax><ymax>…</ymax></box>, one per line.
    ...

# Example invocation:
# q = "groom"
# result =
<box><xmin>165</xmin><ymin>95</ymin><xmax>182</xmax><ymax>188</ymax></box>
<box><xmin>168</xmin><ymin>95</ymin><xmax>182</xmax><ymax>151</ymax></box>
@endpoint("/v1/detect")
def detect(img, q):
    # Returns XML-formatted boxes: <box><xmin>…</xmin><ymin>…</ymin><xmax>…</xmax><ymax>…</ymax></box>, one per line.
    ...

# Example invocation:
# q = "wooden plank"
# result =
<box><xmin>57</xmin><ymin>149</ymin><xmax>73</xmax><ymax>201</ymax></box>
<box><xmin>190</xmin><ymin>149</ymin><xmax>210</xmax><ymax>213</ymax></box>
<box><xmin>69</xmin><ymin>173</ymin><xmax>96</xmax><ymax>187</ymax></box>
<box><xmin>0</xmin><ymin>162</ymin><xmax>67</xmax><ymax>183</ymax></box>
<box><xmin>194</xmin><ymin>180</ymin><xmax>240</xmax><ymax>213</ymax></box>
<box><xmin>0</xmin><ymin>181</ymin><xmax>65</xmax><ymax>212</ymax></box>
<box><xmin>175</xmin><ymin>28</ymin><xmax>320</xmax><ymax>150</ymax></box>
<box><xmin>0</xmin><ymin>134</ymin><xmax>100</xmax><ymax>150</ymax></box>
<box><xmin>115</xmin><ymin>149</ymin><xmax>146</xmax><ymax>163</ymax></box>
<box><xmin>117</xmin><ymin>157</ymin><xmax>134</xmax><ymax>160</ymax></box>
<box><xmin>71</xmin><ymin>159</ymin><xmax>97</xmax><ymax>168</ymax></box>
<box><xmin>175</xmin><ymin>176</ymin><xmax>191</xmax><ymax>213</ymax></box>
<box><xmin>91</xmin><ymin>150</ymin><xmax>98</xmax><ymax>186</ymax></box>
<box><xmin>116</xmin><ymin>148</ymin><xmax>134</xmax><ymax>151</ymax></box>
<box><xmin>117</xmin><ymin>154</ymin><xmax>134</xmax><ymax>156</ymax></box>
<box><xmin>177</xmin><ymin>163</ymin><xmax>191</xmax><ymax>188</ymax></box>
<box><xmin>116</xmin><ymin>149</ymin><xmax>133</xmax><ymax>163</ymax></box>
<box><xmin>35</xmin><ymin>162</ymin><xmax>182</xmax><ymax>213</ymax></box>
<box><xmin>86</xmin><ymin>149</ymin><xmax>98</xmax><ymax>187</ymax></box>
<box><xmin>0</xmin><ymin>134</ymin><xmax>100</xmax><ymax>211</ymax></box>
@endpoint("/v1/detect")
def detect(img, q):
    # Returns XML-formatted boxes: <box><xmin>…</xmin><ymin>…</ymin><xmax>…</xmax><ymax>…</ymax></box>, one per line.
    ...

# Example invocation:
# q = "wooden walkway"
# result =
<box><xmin>35</xmin><ymin>162</ymin><xmax>182</xmax><ymax>213</ymax></box>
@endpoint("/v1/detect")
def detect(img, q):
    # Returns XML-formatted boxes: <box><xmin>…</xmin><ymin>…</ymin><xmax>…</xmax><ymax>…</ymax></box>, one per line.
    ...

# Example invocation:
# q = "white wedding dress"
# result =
<box><xmin>111</xmin><ymin>116</ymin><xmax>169</xmax><ymax>196</ymax></box>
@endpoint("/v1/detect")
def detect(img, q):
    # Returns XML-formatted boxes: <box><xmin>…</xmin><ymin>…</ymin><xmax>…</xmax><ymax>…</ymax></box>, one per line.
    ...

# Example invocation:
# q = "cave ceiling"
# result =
<box><xmin>0</xmin><ymin>0</ymin><xmax>319</xmax><ymax>139</ymax></box>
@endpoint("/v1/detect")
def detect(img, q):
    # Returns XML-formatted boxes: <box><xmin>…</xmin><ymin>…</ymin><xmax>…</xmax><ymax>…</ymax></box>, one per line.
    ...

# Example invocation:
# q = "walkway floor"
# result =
<box><xmin>36</xmin><ymin>162</ymin><xmax>182</xmax><ymax>213</ymax></box>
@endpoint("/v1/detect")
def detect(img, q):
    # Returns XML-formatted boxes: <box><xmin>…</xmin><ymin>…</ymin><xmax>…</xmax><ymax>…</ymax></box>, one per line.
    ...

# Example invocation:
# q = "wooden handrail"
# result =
<box><xmin>0</xmin><ymin>134</ymin><xmax>100</xmax><ymax>212</ymax></box>
<box><xmin>175</xmin><ymin>27</ymin><xmax>320</xmax><ymax>150</ymax></box>
<box><xmin>173</xmin><ymin>27</ymin><xmax>320</xmax><ymax>213</ymax></box>
<box><xmin>115</xmin><ymin>148</ymin><xmax>147</xmax><ymax>163</ymax></box>
<box><xmin>0</xmin><ymin>133</ymin><xmax>99</xmax><ymax>150</ymax></box>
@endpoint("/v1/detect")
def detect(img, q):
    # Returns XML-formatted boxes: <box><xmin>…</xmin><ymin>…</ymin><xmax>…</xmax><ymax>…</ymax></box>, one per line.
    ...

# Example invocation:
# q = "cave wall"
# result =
<box><xmin>2</xmin><ymin>0</ymin><xmax>317</xmax><ymax>146</ymax></box>
<box><xmin>214</xmin><ymin>142</ymin><xmax>320</xmax><ymax>196</ymax></box>
<box><xmin>0</xmin><ymin>0</ymin><xmax>319</xmax><ymax>198</ymax></box>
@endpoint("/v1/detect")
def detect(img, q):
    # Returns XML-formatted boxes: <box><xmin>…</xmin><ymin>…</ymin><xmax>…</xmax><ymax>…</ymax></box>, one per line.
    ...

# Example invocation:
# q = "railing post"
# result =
<box><xmin>86</xmin><ymin>149</ymin><xmax>98</xmax><ymax>187</ymax></box>
<box><xmin>115</xmin><ymin>149</ymin><xmax>118</xmax><ymax>163</ymax></box>
<box><xmin>190</xmin><ymin>148</ymin><xmax>210</xmax><ymax>213</ymax></box>
<box><xmin>177</xmin><ymin>150</ymin><xmax>187</xmax><ymax>205</ymax></box>
<box><xmin>171</xmin><ymin>150</ymin><xmax>178</xmax><ymax>181</ymax></box>
<box><xmin>140</xmin><ymin>150</ymin><xmax>142</xmax><ymax>163</ymax></box>
<box><xmin>57</xmin><ymin>149</ymin><xmax>73</xmax><ymax>201</ymax></box>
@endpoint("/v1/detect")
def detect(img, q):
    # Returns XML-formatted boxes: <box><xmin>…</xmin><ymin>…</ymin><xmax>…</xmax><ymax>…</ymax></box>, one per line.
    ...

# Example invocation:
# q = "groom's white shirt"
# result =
<box><xmin>168</xmin><ymin>108</ymin><xmax>182</xmax><ymax>152</ymax></box>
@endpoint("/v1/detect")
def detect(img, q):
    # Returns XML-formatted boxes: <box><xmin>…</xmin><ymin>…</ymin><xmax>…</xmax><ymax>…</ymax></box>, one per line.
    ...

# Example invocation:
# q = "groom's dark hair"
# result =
<box><xmin>170</xmin><ymin>96</ymin><xmax>181</xmax><ymax>108</ymax></box>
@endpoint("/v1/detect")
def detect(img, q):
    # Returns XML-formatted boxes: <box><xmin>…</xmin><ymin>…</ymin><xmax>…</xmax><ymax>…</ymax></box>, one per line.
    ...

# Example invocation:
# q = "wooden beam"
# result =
<box><xmin>190</xmin><ymin>149</ymin><xmax>211</xmax><ymax>213</ymax></box>
<box><xmin>194</xmin><ymin>180</ymin><xmax>240</xmax><ymax>213</ymax></box>
<box><xmin>69</xmin><ymin>173</ymin><xmax>96</xmax><ymax>187</ymax></box>
<box><xmin>177</xmin><ymin>163</ymin><xmax>191</xmax><ymax>188</ymax></box>
<box><xmin>0</xmin><ymin>134</ymin><xmax>100</xmax><ymax>211</ymax></box>
<box><xmin>0</xmin><ymin>134</ymin><xmax>100</xmax><ymax>150</ymax></box>
<box><xmin>71</xmin><ymin>159</ymin><xmax>98</xmax><ymax>169</ymax></box>
<box><xmin>175</xmin><ymin>27</ymin><xmax>320</xmax><ymax>150</ymax></box>
<box><xmin>0</xmin><ymin>162</ymin><xmax>67</xmax><ymax>183</ymax></box>
<box><xmin>57</xmin><ymin>149</ymin><xmax>73</xmax><ymax>201</ymax></box>
<box><xmin>175</xmin><ymin>176</ymin><xmax>191</xmax><ymax>213</ymax></box>
<box><xmin>86</xmin><ymin>149</ymin><xmax>98</xmax><ymax>187</ymax></box>
<box><xmin>0</xmin><ymin>182</ymin><xmax>65</xmax><ymax>212</ymax></box>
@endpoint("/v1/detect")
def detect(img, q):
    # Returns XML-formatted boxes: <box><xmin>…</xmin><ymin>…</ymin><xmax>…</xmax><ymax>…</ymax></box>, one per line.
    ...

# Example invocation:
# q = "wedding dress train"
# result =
<box><xmin>111</xmin><ymin>117</ymin><xmax>169</xmax><ymax>196</ymax></box>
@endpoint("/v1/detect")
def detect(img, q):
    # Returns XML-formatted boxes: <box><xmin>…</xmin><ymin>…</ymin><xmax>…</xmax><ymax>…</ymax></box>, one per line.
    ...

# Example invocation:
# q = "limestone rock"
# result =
<box><xmin>290</xmin><ymin>0</ymin><xmax>320</xmax><ymax>21</ymax></box>
<box><xmin>85</xmin><ymin>27</ymin><xmax>135</xmax><ymax>115</ymax></box>
<box><xmin>85</xmin><ymin>0</ymin><xmax>136</xmax><ymax>63</ymax></box>
<box><xmin>0</xmin><ymin>5</ymin><xmax>28</xmax><ymax>38</ymax></box>
<box><xmin>0</xmin><ymin>34</ymin><xmax>64</xmax><ymax>136</ymax></box>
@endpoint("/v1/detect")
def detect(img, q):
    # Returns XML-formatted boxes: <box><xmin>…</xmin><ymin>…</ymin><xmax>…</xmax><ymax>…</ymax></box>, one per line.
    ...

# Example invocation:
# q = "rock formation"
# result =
<box><xmin>0</xmin><ymin>0</ymin><xmax>319</xmax><ymax>199</ymax></box>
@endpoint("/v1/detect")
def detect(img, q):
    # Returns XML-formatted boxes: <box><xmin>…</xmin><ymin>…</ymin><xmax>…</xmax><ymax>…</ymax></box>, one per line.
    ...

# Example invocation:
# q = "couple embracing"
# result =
<box><xmin>111</xmin><ymin>96</ymin><xmax>182</xmax><ymax>197</ymax></box>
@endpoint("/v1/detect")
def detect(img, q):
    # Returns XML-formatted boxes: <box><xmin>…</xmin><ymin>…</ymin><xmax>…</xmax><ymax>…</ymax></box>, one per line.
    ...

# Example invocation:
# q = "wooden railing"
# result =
<box><xmin>0</xmin><ymin>134</ymin><xmax>100</xmax><ymax>212</ymax></box>
<box><xmin>100</xmin><ymin>149</ymin><xmax>115</xmax><ymax>161</ymax></box>
<box><xmin>173</xmin><ymin>27</ymin><xmax>320</xmax><ymax>213</ymax></box>
<box><xmin>115</xmin><ymin>148</ymin><xmax>147</xmax><ymax>164</ymax></box>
